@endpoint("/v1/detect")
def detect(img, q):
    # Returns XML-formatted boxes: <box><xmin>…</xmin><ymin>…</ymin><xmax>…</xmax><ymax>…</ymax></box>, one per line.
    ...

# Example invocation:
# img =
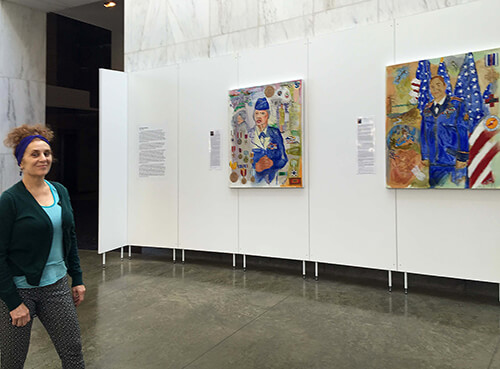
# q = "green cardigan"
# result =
<box><xmin>0</xmin><ymin>181</ymin><xmax>83</xmax><ymax>311</ymax></box>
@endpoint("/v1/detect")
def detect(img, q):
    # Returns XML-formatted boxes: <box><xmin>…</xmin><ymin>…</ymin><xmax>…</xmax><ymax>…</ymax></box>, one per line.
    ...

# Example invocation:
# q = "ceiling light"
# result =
<box><xmin>103</xmin><ymin>1</ymin><xmax>116</xmax><ymax>8</ymax></box>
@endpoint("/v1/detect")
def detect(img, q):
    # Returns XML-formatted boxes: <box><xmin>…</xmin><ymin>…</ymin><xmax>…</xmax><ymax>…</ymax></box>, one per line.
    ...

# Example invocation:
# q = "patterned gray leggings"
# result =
<box><xmin>0</xmin><ymin>276</ymin><xmax>85</xmax><ymax>369</ymax></box>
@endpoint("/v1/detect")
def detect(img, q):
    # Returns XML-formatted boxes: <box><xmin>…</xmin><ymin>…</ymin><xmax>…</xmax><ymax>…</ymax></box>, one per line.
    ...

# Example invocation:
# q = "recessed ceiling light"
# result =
<box><xmin>103</xmin><ymin>1</ymin><xmax>116</xmax><ymax>8</ymax></box>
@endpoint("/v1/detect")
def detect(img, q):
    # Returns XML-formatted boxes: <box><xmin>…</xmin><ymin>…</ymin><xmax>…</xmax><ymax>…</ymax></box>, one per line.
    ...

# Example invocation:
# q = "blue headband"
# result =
<box><xmin>15</xmin><ymin>135</ymin><xmax>50</xmax><ymax>166</ymax></box>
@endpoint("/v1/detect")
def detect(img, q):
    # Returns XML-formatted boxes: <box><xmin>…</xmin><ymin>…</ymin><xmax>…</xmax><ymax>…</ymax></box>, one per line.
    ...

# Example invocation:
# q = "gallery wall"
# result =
<box><xmin>178</xmin><ymin>57</ymin><xmax>239</xmax><ymax>255</ymax></box>
<box><xmin>237</xmin><ymin>42</ymin><xmax>310</xmax><ymax>261</ymax></box>
<box><xmin>0</xmin><ymin>1</ymin><xmax>46</xmax><ymax>193</ymax></box>
<box><xmin>127</xmin><ymin>67</ymin><xmax>179</xmax><ymax>249</ymax></box>
<box><xmin>308</xmin><ymin>22</ymin><xmax>397</xmax><ymax>271</ymax></box>
<box><xmin>394</xmin><ymin>2</ymin><xmax>500</xmax><ymax>283</ymax></box>
<box><xmin>100</xmin><ymin>0</ymin><xmax>500</xmax><ymax>284</ymax></box>
<box><xmin>99</xmin><ymin>69</ymin><xmax>127</xmax><ymax>254</ymax></box>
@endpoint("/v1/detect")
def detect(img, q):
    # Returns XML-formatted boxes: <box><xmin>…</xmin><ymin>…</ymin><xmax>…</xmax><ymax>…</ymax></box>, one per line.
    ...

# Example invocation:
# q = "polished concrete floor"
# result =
<box><xmin>22</xmin><ymin>250</ymin><xmax>500</xmax><ymax>369</ymax></box>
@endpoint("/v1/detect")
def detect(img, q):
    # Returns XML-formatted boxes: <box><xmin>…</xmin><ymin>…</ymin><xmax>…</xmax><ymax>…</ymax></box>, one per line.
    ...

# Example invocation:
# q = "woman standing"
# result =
<box><xmin>0</xmin><ymin>124</ymin><xmax>85</xmax><ymax>368</ymax></box>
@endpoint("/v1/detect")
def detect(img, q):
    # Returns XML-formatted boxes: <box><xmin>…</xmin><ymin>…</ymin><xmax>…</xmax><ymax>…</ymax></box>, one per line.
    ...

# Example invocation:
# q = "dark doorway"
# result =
<box><xmin>46</xmin><ymin>107</ymin><xmax>99</xmax><ymax>250</ymax></box>
<box><xmin>45</xmin><ymin>3</ymin><xmax>123</xmax><ymax>250</ymax></box>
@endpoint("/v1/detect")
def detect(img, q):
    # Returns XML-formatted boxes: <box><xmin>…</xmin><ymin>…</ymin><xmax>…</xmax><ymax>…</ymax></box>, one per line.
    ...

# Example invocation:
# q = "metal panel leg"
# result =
<box><xmin>120</xmin><ymin>247</ymin><xmax>124</xmax><ymax>261</ymax></box>
<box><xmin>232</xmin><ymin>254</ymin><xmax>236</xmax><ymax>269</ymax></box>
<box><xmin>302</xmin><ymin>261</ymin><xmax>306</xmax><ymax>279</ymax></box>
<box><xmin>102</xmin><ymin>253</ymin><xmax>106</xmax><ymax>268</ymax></box>
<box><xmin>173</xmin><ymin>249</ymin><xmax>176</xmax><ymax>264</ymax></box>
<box><xmin>388</xmin><ymin>270</ymin><xmax>392</xmax><ymax>292</ymax></box>
<box><xmin>314</xmin><ymin>262</ymin><xmax>319</xmax><ymax>281</ymax></box>
<box><xmin>182</xmin><ymin>249</ymin><xmax>185</xmax><ymax>264</ymax></box>
<box><xmin>243</xmin><ymin>255</ymin><xmax>246</xmax><ymax>272</ymax></box>
<box><xmin>404</xmin><ymin>272</ymin><xmax>408</xmax><ymax>294</ymax></box>
<box><xmin>128</xmin><ymin>245</ymin><xmax>131</xmax><ymax>260</ymax></box>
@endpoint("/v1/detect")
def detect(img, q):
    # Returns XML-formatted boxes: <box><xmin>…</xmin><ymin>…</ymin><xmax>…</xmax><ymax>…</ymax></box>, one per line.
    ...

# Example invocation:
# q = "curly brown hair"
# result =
<box><xmin>3</xmin><ymin>124</ymin><xmax>54</xmax><ymax>155</ymax></box>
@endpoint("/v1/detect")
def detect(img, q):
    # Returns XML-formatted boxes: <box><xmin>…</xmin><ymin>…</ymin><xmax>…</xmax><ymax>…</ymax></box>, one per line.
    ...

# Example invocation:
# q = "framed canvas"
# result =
<box><xmin>228</xmin><ymin>80</ymin><xmax>303</xmax><ymax>188</ymax></box>
<box><xmin>386</xmin><ymin>48</ymin><xmax>500</xmax><ymax>189</ymax></box>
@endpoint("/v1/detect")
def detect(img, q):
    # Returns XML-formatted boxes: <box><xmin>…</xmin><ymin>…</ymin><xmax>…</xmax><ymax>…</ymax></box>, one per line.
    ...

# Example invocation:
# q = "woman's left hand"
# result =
<box><xmin>72</xmin><ymin>285</ymin><xmax>86</xmax><ymax>307</ymax></box>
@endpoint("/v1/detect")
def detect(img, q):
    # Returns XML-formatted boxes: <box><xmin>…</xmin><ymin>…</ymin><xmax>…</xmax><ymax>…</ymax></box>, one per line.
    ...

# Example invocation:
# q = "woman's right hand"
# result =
<box><xmin>10</xmin><ymin>303</ymin><xmax>30</xmax><ymax>327</ymax></box>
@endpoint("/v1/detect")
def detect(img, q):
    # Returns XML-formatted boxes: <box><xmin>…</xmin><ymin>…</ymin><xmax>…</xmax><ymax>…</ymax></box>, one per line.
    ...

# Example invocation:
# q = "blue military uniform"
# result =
<box><xmin>420</xmin><ymin>95</ymin><xmax>469</xmax><ymax>187</ymax></box>
<box><xmin>252</xmin><ymin>126</ymin><xmax>288</xmax><ymax>183</ymax></box>
<box><xmin>251</xmin><ymin>98</ymin><xmax>288</xmax><ymax>184</ymax></box>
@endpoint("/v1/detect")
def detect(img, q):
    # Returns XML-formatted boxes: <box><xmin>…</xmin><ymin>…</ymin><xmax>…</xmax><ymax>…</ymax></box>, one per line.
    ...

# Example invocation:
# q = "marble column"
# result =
<box><xmin>0</xmin><ymin>0</ymin><xmax>46</xmax><ymax>192</ymax></box>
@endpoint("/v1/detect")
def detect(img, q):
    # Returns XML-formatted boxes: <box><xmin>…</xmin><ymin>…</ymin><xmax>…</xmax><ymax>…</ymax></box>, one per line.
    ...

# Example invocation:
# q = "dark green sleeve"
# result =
<box><xmin>61</xmin><ymin>185</ymin><xmax>83</xmax><ymax>286</ymax></box>
<box><xmin>0</xmin><ymin>193</ymin><xmax>23</xmax><ymax>311</ymax></box>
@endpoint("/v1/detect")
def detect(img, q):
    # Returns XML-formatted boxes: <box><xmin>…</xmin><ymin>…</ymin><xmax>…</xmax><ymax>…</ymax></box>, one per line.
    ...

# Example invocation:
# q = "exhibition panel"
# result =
<box><xmin>397</xmin><ymin>190</ymin><xmax>500</xmax><ymax>282</ymax></box>
<box><xmin>99</xmin><ymin>69</ymin><xmax>128</xmax><ymax>254</ymax></box>
<box><xmin>127</xmin><ymin>66</ymin><xmax>179</xmax><ymax>248</ymax></box>
<box><xmin>395</xmin><ymin>0</ymin><xmax>500</xmax><ymax>282</ymax></box>
<box><xmin>237</xmin><ymin>41</ymin><xmax>309</xmax><ymax>261</ymax></box>
<box><xmin>178</xmin><ymin>56</ymin><xmax>239</xmax><ymax>254</ymax></box>
<box><xmin>97</xmin><ymin>0</ymin><xmax>500</xmax><ymax>287</ymax></box>
<box><xmin>308</xmin><ymin>23</ymin><xmax>397</xmax><ymax>270</ymax></box>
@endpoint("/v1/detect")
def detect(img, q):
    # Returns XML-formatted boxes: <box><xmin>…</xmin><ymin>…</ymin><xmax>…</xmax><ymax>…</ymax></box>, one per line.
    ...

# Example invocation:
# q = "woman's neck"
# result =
<box><xmin>22</xmin><ymin>175</ymin><xmax>46</xmax><ymax>191</ymax></box>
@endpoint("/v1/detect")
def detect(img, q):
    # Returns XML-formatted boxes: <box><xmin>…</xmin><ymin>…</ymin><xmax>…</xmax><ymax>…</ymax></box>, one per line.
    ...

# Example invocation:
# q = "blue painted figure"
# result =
<box><xmin>421</xmin><ymin>76</ymin><xmax>469</xmax><ymax>187</ymax></box>
<box><xmin>251</xmin><ymin>98</ymin><xmax>288</xmax><ymax>184</ymax></box>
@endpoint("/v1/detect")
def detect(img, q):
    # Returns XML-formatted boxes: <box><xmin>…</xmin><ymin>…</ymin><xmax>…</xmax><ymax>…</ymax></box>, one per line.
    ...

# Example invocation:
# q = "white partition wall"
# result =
<box><xmin>178</xmin><ymin>56</ymin><xmax>239</xmax><ymax>254</ymax></box>
<box><xmin>395</xmin><ymin>0</ymin><xmax>500</xmax><ymax>282</ymax></box>
<box><xmin>308</xmin><ymin>23</ymin><xmax>397</xmax><ymax>270</ymax></box>
<box><xmin>99</xmin><ymin>69</ymin><xmax>128</xmax><ymax>254</ymax></box>
<box><xmin>127</xmin><ymin>66</ymin><xmax>179</xmax><ymax>248</ymax></box>
<box><xmin>237</xmin><ymin>41</ymin><xmax>309</xmax><ymax>261</ymax></box>
<box><xmin>397</xmin><ymin>191</ymin><xmax>500</xmax><ymax>282</ymax></box>
<box><xmin>97</xmin><ymin>0</ymin><xmax>500</xmax><ymax>285</ymax></box>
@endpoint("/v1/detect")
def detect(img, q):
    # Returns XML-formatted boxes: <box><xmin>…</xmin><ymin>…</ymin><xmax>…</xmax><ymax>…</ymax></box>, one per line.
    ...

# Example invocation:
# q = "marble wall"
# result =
<box><xmin>0</xmin><ymin>0</ymin><xmax>46</xmax><ymax>192</ymax></box>
<box><xmin>124</xmin><ymin>0</ymin><xmax>480</xmax><ymax>72</ymax></box>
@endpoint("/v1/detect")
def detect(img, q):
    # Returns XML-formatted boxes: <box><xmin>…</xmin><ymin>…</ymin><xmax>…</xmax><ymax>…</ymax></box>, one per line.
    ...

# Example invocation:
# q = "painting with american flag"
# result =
<box><xmin>386</xmin><ymin>47</ymin><xmax>500</xmax><ymax>189</ymax></box>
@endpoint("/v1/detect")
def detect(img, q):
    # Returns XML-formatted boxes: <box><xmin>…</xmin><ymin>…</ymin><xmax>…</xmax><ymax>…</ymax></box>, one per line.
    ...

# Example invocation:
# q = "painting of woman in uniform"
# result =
<box><xmin>228</xmin><ymin>80</ymin><xmax>303</xmax><ymax>188</ymax></box>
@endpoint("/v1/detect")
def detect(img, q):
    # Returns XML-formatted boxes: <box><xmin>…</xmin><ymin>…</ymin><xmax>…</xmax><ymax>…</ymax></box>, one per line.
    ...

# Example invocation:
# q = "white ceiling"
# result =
<box><xmin>6</xmin><ymin>0</ymin><xmax>102</xmax><ymax>13</ymax></box>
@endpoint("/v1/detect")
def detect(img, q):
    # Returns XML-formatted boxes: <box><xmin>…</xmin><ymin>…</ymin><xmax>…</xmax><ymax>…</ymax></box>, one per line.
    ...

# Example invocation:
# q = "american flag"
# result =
<box><xmin>415</xmin><ymin>60</ymin><xmax>431</xmax><ymax>114</ymax></box>
<box><xmin>453</xmin><ymin>52</ymin><xmax>487</xmax><ymax>133</ymax></box>
<box><xmin>468</xmin><ymin>116</ymin><xmax>500</xmax><ymax>188</ymax></box>
<box><xmin>409</xmin><ymin>78</ymin><xmax>420</xmax><ymax>104</ymax></box>
<box><xmin>453</xmin><ymin>52</ymin><xmax>500</xmax><ymax>188</ymax></box>
<box><xmin>437</xmin><ymin>58</ymin><xmax>452</xmax><ymax>95</ymax></box>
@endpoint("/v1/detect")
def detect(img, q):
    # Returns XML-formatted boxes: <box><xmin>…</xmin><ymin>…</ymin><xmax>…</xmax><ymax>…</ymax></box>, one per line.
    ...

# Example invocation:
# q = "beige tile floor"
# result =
<box><xmin>19</xmin><ymin>250</ymin><xmax>500</xmax><ymax>369</ymax></box>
